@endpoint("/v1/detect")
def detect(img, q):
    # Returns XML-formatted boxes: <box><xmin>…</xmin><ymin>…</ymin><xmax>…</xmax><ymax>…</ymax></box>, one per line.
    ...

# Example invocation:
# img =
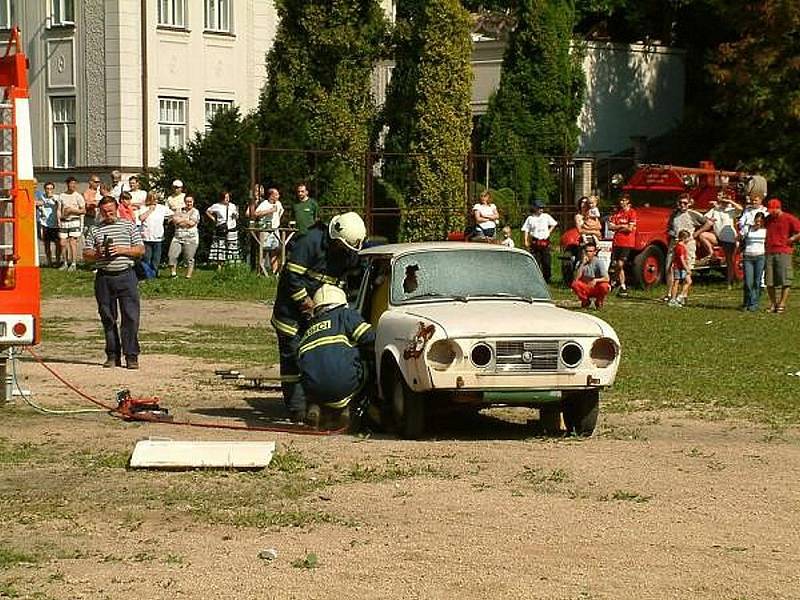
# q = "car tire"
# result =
<box><xmin>631</xmin><ymin>245</ymin><xmax>665</xmax><ymax>289</ymax></box>
<box><xmin>539</xmin><ymin>405</ymin><xmax>562</xmax><ymax>435</ymax></box>
<box><xmin>390</xmin><ymin>366</ymin><xmax>426</xmax><ymax>439</ymax></box>
<box><xmin>561</xmin><ymin>389</ymin><xmax>599</xmax><ymax>437</ymax></box>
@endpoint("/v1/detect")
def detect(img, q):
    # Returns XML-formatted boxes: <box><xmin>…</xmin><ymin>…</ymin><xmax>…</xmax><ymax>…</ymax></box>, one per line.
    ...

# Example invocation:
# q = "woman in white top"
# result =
<box><xmin>168</xmin><ymin>194</ymin><xmax>201</xmax><ymax>279</ymax></box>
<box><xmin>742</xmin><ymin>212</ymin><xmax>767</xmax><ymax>311</ymax></box>
<box><xmin>206</xmin><ymin>190</ymin><xmax>240</xmax><ymax>265</ymax></box>
<box><xmin>246</xmin><ymin>186</ymin><xmax>284</xmax><ymax>274</ymax></box>
<box><xmin>138</xmin><ymin>191</ymin><xmax>173</xmax><ymax>276</ymax></box>
<box><xmin>472</xmin><ymin>190</ymin><xmax>500</xmax><ymax>238</ymax></box>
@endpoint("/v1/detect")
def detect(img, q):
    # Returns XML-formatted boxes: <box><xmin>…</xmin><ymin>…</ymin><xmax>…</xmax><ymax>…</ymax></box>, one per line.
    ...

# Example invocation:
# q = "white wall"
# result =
<box><xmin>578</xmin><ymin>42</ymin><xmax>685</xmax><ymax>154</ymax></box>
<box><xmin>144</xmin><ymin>0</ymin><xmax>277</xmax><ymax>168</ymax></box>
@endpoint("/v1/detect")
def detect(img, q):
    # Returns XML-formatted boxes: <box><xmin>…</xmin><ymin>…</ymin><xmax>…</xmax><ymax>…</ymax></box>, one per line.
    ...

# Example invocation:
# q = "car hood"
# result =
<box><xmin>396</xmin><ymin>301</ymin><xmax>609</xmax><ymax>338</ymax></box>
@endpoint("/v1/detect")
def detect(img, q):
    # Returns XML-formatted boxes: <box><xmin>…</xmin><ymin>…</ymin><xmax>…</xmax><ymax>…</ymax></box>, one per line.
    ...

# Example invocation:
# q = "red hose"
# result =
<box><xmin>24</xmin><ymin>346</ymin><xmax>344</xmax><ymax>436</ymax></box>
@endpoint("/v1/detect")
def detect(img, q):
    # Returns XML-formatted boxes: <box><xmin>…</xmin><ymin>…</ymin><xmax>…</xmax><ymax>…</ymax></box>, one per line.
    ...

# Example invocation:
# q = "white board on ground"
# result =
<box><xmin>129</xmin><ymin>438</ymin><xmax>276</xmax><ymax>469</ymax></box>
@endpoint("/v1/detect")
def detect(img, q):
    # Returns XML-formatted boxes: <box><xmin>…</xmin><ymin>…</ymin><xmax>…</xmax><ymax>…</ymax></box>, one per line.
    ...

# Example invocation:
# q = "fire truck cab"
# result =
<box><xmin>0</xmin><ymin>28</ymin><xmax>40</xmax><ymax>398</ymax></box>
<box><xmin>560</xmin><ymin>161</ymin><xmax>755</xmax><ymax>288</ymax></box>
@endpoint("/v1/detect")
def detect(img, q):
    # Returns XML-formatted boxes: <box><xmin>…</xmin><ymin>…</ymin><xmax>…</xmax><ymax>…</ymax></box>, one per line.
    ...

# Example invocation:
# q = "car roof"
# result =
<box><xmin>360</xmin><ymin>241</ymin><xmax>527</xmax><ymax>258</ymax></box>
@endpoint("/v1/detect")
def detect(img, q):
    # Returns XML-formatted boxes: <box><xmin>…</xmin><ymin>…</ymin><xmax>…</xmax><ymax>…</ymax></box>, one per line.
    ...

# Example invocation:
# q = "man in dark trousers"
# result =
<box><xmin>271</xmin><ymin>211</ymin><xmax>366</xmax><ymax>422</ymax></box>
<box><xmin>298</xmin><ymin>284</ymin><xmax>375</xmax><ymax>430</ymax></box>
<box><xmin>83</xmin><ymin>196</ymin><xmax>145</xmax><ymax>369</ymax></box>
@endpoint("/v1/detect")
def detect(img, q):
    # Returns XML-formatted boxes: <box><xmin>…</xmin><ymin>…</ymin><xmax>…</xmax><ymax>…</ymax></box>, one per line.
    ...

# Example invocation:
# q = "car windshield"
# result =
<box><xmin>391</xmin><ymin>249</ymin><xmax>550</xmax><ymax>305</ymax></box>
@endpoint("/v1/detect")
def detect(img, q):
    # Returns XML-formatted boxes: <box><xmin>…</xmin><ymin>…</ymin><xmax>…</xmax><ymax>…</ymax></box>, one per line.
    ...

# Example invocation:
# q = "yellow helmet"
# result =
<box><xmin>329</xmin><ymin>211</ymin><xmax>366</xmax><ymax>251</ymax></box>
<box><xmin>312</xmin><ymin>284</ymin><xmax>347</xmax><ymax>311</ymax></box>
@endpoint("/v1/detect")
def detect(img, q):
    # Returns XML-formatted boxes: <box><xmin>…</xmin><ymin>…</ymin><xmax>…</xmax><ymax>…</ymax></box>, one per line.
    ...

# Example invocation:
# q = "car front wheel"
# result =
<box><xmin>390</xmin><ymin>366</ymin><xmax>426</xmax><ymax>439</ymax></box>
<box><xmin>561</xmin><ymin>389</ymin><xmax>599</xmax><ymax>436</ymax></box>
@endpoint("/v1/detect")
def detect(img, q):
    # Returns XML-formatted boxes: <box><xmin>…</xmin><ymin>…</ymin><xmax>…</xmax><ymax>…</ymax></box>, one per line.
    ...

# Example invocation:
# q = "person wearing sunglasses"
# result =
<box><xmin>664</xmin><ymin>193</ymin><xmax>712</xmax><ymax>301</ymax></box>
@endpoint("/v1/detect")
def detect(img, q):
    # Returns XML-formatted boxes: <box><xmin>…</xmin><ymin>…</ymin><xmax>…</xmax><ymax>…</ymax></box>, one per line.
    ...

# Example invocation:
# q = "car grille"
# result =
<box><xmin>495</xmin><ymin>340</ymin><xmax>560</xmax><ymax>372</ymax></box>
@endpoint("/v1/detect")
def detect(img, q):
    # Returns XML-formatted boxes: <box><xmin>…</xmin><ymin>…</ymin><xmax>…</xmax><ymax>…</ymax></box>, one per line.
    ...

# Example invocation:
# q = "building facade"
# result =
<box><xmin>7</xmin><ymin>0</ymin><xmax>276</xmax><ymax>182</ymax></box>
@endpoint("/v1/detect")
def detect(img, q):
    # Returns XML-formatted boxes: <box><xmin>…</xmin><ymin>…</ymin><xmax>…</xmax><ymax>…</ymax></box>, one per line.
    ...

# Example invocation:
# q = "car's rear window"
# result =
<box><xmin>391</xmin><ymin>249</ymin><xmax>550</xmax><ymax>305</ymax></box>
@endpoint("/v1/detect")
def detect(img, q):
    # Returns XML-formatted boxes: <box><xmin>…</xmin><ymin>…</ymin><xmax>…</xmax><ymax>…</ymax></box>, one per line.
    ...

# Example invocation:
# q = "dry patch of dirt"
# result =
<box><xmin>0</xmin><ymin>299</ymin><xmax>798</xmax><ymax>599</ymax></box>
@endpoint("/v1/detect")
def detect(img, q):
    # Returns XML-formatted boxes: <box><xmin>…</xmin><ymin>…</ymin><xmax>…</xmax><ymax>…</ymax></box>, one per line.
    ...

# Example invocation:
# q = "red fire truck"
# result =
<box><xmin>0</xmin><ymin>28</ymin><xmax>39</xmax><ymax>397</ymax></box>
<box><xmin>560</xmin><ymin>161</ymin><xmax>754</xmax><ymax>288</ymax></box>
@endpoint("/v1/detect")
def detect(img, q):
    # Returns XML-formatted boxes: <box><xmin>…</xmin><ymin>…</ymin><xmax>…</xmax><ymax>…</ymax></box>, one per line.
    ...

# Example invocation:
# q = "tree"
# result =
<box><xmin>381</xmin><ymin>0</ymin><xmax>474</xmax><ymax>241</ymax></box>
<box><xmin>480</xmin><ymin>0</ymin><xmax>584</xmax><ymax>205</ymax></box>
<box><xmin>158</xmin><ymin>107</ymin><xmax>259</xmax><ymax>260</ymax></box>
<box><xmin>257</xmin><ymin>0</ymin><xmax>387</xmax><ymax>208</ymax></box>
<box><xmin>707</xmin><ymin>1</ymin><xmax>800</xmax><ymax>202</ymax></box>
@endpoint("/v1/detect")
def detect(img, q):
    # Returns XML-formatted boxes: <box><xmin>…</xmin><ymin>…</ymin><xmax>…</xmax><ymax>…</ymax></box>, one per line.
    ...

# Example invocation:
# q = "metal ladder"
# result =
<box><xmin>0</xmin><ymin>96</ymin><xmax>15</xmax><ymax>262</ymax></box>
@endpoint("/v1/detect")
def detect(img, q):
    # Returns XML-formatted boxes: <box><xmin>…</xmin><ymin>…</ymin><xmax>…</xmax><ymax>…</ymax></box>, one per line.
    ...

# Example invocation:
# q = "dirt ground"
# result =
<box><xmin>1</xmin><ymin>298</ymin><xmax>798</xmax><ymax>599</ymax></box>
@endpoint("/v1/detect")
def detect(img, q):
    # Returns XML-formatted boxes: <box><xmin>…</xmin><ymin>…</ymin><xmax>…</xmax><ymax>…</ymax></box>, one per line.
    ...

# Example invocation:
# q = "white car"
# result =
<box><xmin>356</xmin><ymin>242</ymin><xmax>621</xmax><ymax>438</ymax></box>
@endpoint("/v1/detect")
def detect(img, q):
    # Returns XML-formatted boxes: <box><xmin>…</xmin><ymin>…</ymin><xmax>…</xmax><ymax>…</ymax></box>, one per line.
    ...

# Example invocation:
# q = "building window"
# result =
<box><xmin>51</xmin><ymin>0</ymin><xmax>75</xmax><ymax>25</ymax></box>
<box><xmin>159</xmin><ymin>97</ymin><xmax>187</xmax><ymax>152</ymax></box>
<box><xmin>205</xmin><ymin>0</ymin><xmax>232</xmax><ymax>33</ymax></box>
<box><xmin>205</xmin><ymin>99</ymin><xmax>233</xmax><ymax>128</ymax></box>
<box><xmin>51</xmin><ymin>97</ymin><xmax>76</xmax><ymax>169</ymax></box>
<box><xmin>158</xmin><ymin>0</ymin><xmax>186</xmax><ymax>28</ymax></box>
<box><xmin>0</xmin><ymin>0</ymin><xmax>11</xmax><ymax>29</ymax></box>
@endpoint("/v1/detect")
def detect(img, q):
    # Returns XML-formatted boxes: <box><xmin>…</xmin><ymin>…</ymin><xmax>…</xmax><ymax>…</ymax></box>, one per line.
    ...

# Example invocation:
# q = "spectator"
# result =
<box><xmin>168</xmin><ymin>194</ymin><xmax>200</xmax><ymax>279</ymax></box>
<box><xmin>138</xmin><ymin>191</ymin><xmax>173</xmax><ymax>276</ymax></box>
<box><xmin>206</xmin><ymin>190</ymin><xmax>240</xmax><ymax>266</ymax></box>
<box><xmin>665</xmin><ymin>193</ymin><xmax>712</xmax><ymax>300</ymax></box>
<box><xmin>571</xmin><ymin>240</ymin><xmax>611</xmax><ymax>309</ymax></box>
<box><xmin>246</xmin><ymin>186</ymin><xmax>284</xmax><ymax>274</ymax></box>
<box><xmin>738</xmin><ymin>191</ymin><xmax>769</xmax><ymax>306</ymax></box>
<box><xmin>667</xmin><ymin>230</ymin><xmax>692</xmax><ymax>307</ymax></box>
<box><xmin>83</xmin><ymin>196</ymin><xmax>145</xmax><ymax>369</ymax></box>
<box><xmin>35</xmin><ymin>181</ymin><xmax>60</xmax><ymax>267</ymax></box>
<box><xmin>166</xmin><ymin>179</ymin><xmax>186</xmax><ymax>212</ymax></box>
<box><xmin>764</xmin><ymin>198</ymin><xmax>800</xmax><ymax>313</ymax></box>
<box><xmin>742</xmin><ymin>212</ymin><xmax>767</xmax><ymax>312</ymax></box>
<box><xmin>291</xmin><ymin>183</ymin><xmax>318</xmax><ymax>235</ymax></box>
<box><xmin>702</xmin><ymin>192</ymin><xmax>742</xmax><ymax>286</ymax></box>
<box><xmin>57</xmin><ymin>176</ymin><xmax>85</xmax><ymax>271</ymax></box>
<box><xmin>575</xmin><ymin>195</ymin><xmax>602</xmax><ymax>245</ymax></box>
<box><xmin>128</xmin><ymin>175</ymin><xmax>147</xmax><ymax>212</ymax></box>
<box><xmin>117</xmin><ymin>191</ymin><xmax>136</xmax><ymax>223</ymax></box>
<box><xmin>521</xmin><ymin>199</ymin><xmax>558</xmax><ymax>283</ymax></box>
<box><xmin>83</xmin><ymin>174</ymin><xmax>101</xmax><ymax>231</ymax></box>
<box><xmin>110</xmin><ymin>170</ymin><xmax>129</xmax><ymax>200</ymax></box>
<box><xmin>500</xmin><ymin>225</ymin><xmax>515</xmax><ymax>248</ymax></box>
<box><xmin>473</xmin><ymin>190</ymin><xmax>499</xmax><ymax>239</ymax></box>
<box><xmin>607</xmin><ymin>193</ymin><xmax>637</xmax><ymax>297</ymax></box>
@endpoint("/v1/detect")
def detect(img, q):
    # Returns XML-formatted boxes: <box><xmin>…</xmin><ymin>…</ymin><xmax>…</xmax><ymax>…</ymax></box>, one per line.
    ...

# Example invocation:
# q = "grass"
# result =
<box><xmin>0</xmin><ymin>546</ymin><xmax>37</xmax><ymax>568</ymax></box>
<box><xmin>550</xmin><ymin>279</ymin><xmax>800</xmax><ymax>424</ymax></box>
<box><xmin>140</xmin><ymin>324</ymin><xmax>278</xmax><ymax>366</ymax></box>
<box><xmin>40</xmin><ymin>263</ymin><xmax>277</xmax><ymax>302</ymax></box>
<box><xmin>292</xmin><ymin>552</ymin><xmax>319</xmax><ymax>569</ymax></box>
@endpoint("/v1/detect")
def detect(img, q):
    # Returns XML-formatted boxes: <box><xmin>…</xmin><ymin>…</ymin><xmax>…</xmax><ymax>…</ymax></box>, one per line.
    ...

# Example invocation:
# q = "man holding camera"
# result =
<box><xmin>83</xmin><ymin>196</ymin><xmax>145</xmax><ymax>369</ymax></box>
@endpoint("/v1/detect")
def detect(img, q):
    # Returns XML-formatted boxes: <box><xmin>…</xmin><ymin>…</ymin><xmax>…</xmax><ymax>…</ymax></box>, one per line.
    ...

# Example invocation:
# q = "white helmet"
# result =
<box><xmin>329</xmin><ymin>211</ymin><xmax>366</xmax><ymax>252</ymax></box>
<box><xmin>312</xmin><ymin>284</ymin><xmax>347</xmax><ymax>311</ymax></box>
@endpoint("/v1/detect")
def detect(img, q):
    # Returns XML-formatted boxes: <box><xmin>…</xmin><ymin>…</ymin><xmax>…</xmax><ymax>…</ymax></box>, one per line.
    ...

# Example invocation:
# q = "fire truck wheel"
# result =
<box><xmin>631</xmin><ymin>245</ymin><xmax>665</xmax><ymax>289</ymax></box>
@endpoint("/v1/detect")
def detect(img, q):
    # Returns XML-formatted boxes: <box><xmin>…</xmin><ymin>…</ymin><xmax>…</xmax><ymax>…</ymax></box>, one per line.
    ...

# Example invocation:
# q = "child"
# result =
<box><xmin>501</xmin><ymin>225</ymin><xmax>515</xmax><ymax>248</ymax></box>
<box><xmin>298</xmin><ymin>284</ymin><xmax>375</xmax><ymax>430</ymax></box>
<box><xmin>668</xmin><ymin>230</ymin><xmax>692</xmax><ymax>306</ymax></box>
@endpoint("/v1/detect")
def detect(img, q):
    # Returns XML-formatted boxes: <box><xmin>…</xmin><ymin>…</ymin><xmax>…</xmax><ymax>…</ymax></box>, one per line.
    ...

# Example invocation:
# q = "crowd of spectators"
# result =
<box><xmin>34</xmin><ymin>174</ymin><xmax>320</xmax><ymax>279</ymax></box>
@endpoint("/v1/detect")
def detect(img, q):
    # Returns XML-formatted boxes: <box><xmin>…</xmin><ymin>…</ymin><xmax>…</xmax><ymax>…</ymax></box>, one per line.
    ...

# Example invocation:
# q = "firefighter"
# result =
<box><xmin>298</xmin><ymin>284</ymin><xmax>375</xmax><ymax>430</ymax></box>
<box><xmin>270</xmin><ymin>211</ymin><xmax>367</xmax><ymax>422</ymax></box>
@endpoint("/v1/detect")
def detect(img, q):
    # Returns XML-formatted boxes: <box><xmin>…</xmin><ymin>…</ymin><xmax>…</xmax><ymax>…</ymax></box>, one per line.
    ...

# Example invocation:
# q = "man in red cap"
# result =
<box><xmin>764</xmin><ymin>198</ymin><xmax>800</xmax><ymax>313</ymax></box>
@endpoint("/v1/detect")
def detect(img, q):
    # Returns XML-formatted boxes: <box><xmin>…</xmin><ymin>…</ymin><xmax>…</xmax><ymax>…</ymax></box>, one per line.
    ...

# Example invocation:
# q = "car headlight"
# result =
<box><xmin>560</xmin><ymin>341</ymin><xmax>583</xmax><ymax>368</ymax></box>
<box><xmin>470</xmin><ymin>342</ymin><xmax>493</xmax><ymax>368</ymax></box>
<box><xmin>590</xmin><ymin>337</ymin><xmax>618</xmax><ymax>368</ymax></box>
<box><xmin>427</xmin><ymin>340</ymin><xmax>460</xmax><ymax>371</ymax></box>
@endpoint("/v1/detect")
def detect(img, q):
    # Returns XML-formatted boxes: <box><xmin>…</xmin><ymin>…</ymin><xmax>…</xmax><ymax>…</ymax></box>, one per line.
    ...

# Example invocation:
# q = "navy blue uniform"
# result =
<box><xmin>298</xmin><ymin>305</ymin><xmax>375</xmax><ymax>408</ymax></box>
<box><xmin>270</xmin><ymin>223</ymin><xmax>355</xmax><ymax>414</ymax></box>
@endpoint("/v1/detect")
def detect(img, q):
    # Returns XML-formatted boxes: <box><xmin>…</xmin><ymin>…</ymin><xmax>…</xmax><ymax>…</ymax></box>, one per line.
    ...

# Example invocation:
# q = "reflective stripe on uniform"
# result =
<box><xmin>280</xmin><ymin>374</ymin><xmax>301</xmax><ymax>383</ymax></box>
<box><xmin>290</xmin><ymin>288</ymin><xmax>308</xmax><ymax>301</ymax></box>
<box><xmin>324</xmin><ymin>396</ymin><xmax>352</xmax><ymax>409</ymax></box>
<box><xmin>271</xmin><ymin>316</ymin><xmax>299</xmax><ymax>336</ymax></box>
<box><xmin>307</xmin><ymin>269</ymin><xmax>339</xmax><ymax>285</ymax></box>
<box><xmin>285</xmin><ymin>261</ymin><xmax>308</xmax><ymax>275</ymax></box>
<box><xmin>298</xmin><ymin>334</ymin><xmax>352</xmax><ymax>357</ymax></box>
<box><xmin>352</xmin><ymin>322</ymin><xmax>371</xmax><ymax>342</ymax></box>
